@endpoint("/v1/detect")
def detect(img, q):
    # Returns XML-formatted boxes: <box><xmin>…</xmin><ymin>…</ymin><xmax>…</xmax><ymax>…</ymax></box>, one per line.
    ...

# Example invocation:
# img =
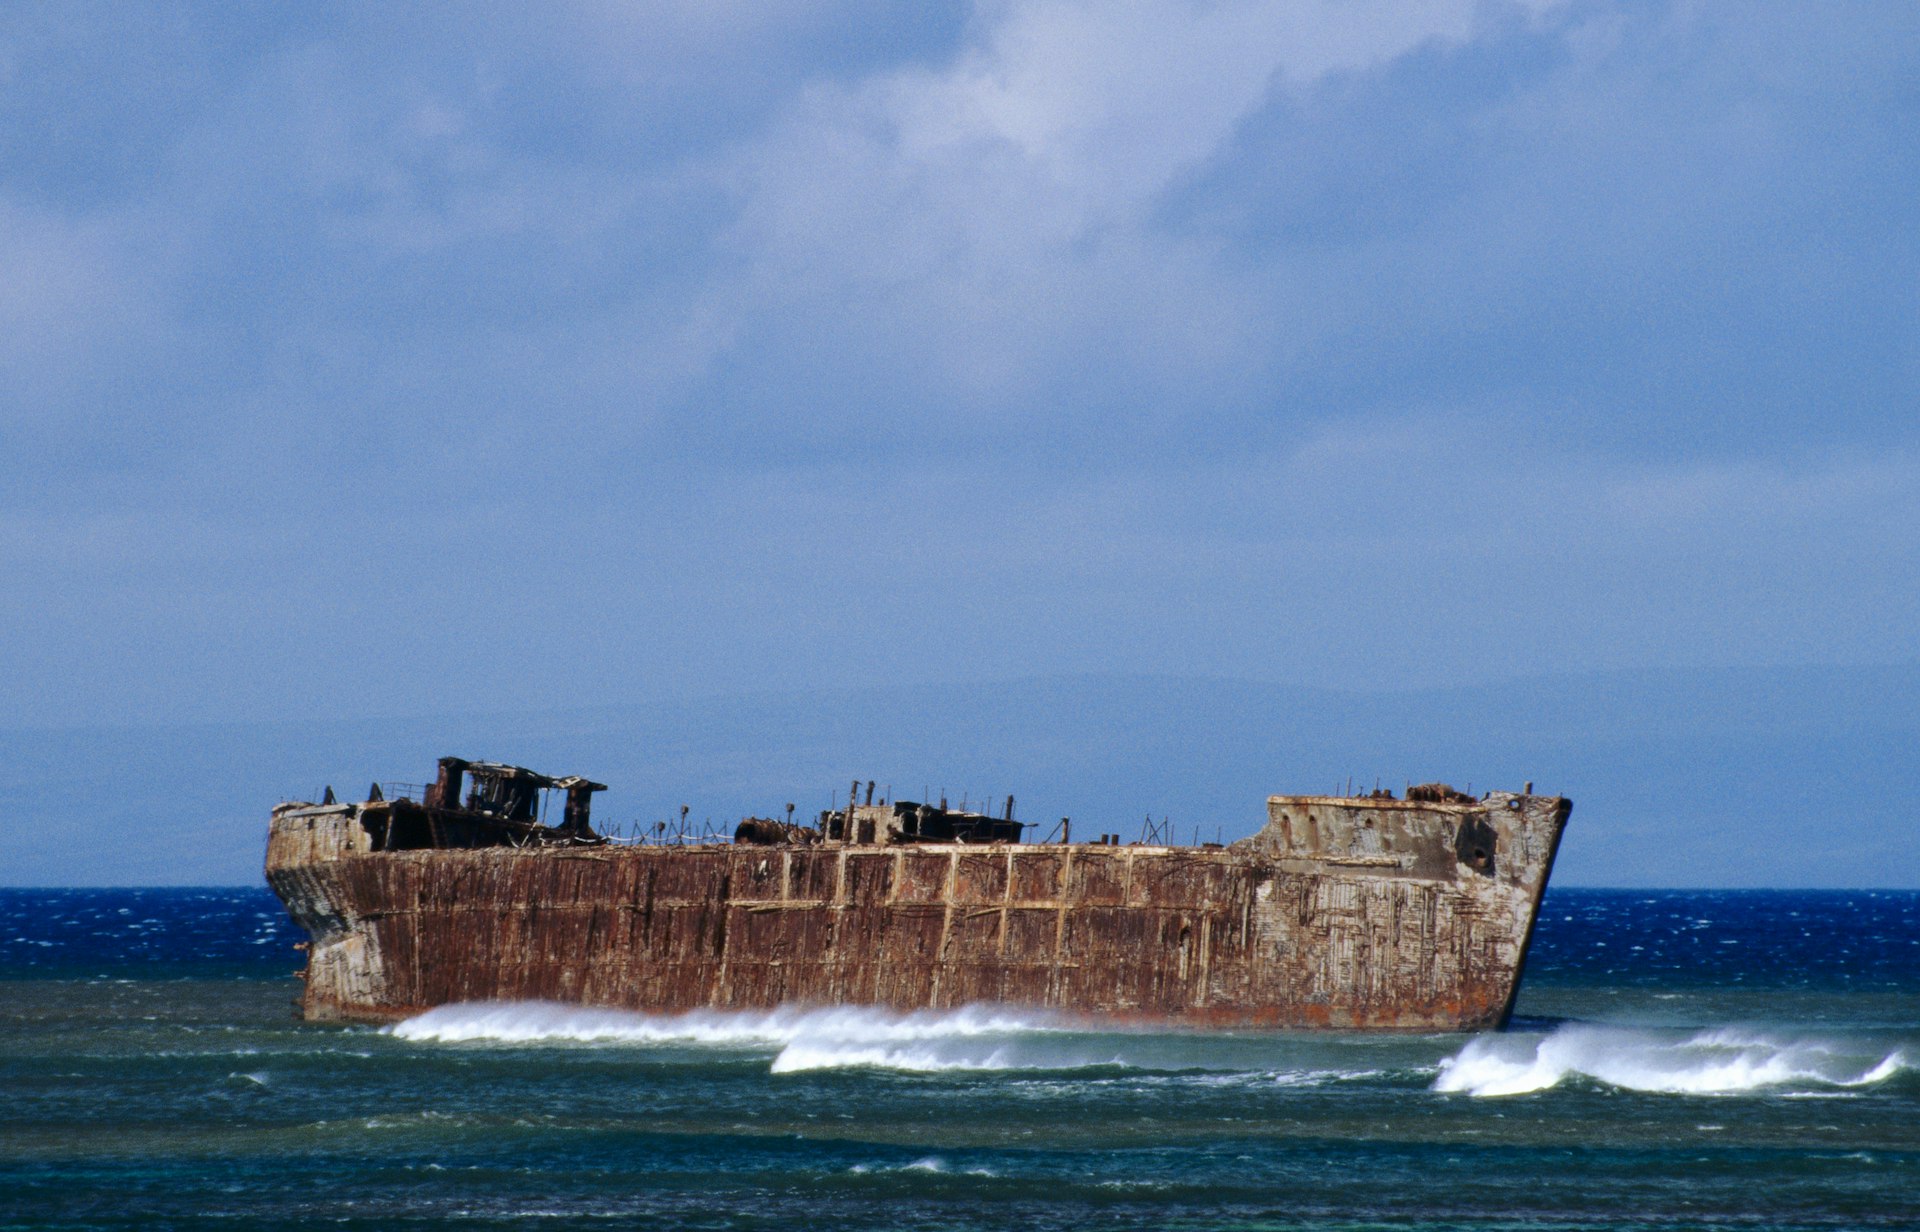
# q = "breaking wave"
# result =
<box><xmin>383</xmin><ymin>1003</ymin><xmax>1411</xmax><ymax>1077</ymax></box>
<box><xmin>389</xmin><ymin>1002</ymin><xmax>1101</xmax><ymax>1072</ymax></box>
<box><xmin>390</xmin><ymin>1003</ymin><xmax>1915</xmax><ymax>1094</ymax></box>
<box><xmin>1435</xmin><ymin>1024</ymin><xmax>1911</xmax><ymax>1097</ymax></box>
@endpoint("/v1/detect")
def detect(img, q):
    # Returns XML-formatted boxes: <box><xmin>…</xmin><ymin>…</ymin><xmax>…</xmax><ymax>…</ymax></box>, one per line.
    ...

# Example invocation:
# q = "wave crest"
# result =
<box><xmin>389</xmin><ymin>1003</ymin><xmax>1914</xmax><ymax>1093</ymax></box>
<box><xmin>1435</xmin><ymin>1024</ymin><xmax>1910</xmax><ymax>1097</ymax></box>
<box><xmin>388</xmin><ymin>1001</ymin><xmax>1078</xmax><ymax>1072</ymax></box>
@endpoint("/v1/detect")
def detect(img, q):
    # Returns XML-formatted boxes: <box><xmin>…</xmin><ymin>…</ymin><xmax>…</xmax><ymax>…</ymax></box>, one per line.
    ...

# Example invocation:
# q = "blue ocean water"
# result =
<box><xmin>1</xmin><ymin>887</ymin><xmax>1915</xmax><ymax>1230</ymax></box>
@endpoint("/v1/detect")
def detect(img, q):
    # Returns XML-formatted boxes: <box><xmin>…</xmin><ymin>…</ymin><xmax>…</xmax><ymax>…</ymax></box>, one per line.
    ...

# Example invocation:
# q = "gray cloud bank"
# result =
<box><xmin>1</xmin><ymin>1</ymin><xmax>1915</xmax><ymax>736</ymax></box>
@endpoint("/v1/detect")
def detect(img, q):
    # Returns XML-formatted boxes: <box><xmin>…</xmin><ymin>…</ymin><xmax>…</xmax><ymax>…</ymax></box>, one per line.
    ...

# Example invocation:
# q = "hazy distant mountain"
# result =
<box><xmin>2</xmin><ymin>666</ymin><xmax>1913</xmax><ymax>888</ymax></box>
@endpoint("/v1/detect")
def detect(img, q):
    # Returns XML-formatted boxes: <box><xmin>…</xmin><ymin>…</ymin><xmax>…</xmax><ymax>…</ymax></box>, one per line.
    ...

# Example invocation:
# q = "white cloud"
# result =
<box><xmin>724</xmin><ymin>0</ymin><xmax>1495</xmax><ymax>262</ymax></box>
<box><xmin>633</xmin><ymin>0</ymin><xmax>1539</xmax><ymax>424</ymax></box>
<box><xmin>903</xmin><ymin>0</ymin><xmax>1484</xmax><ymax>204</ymax></box>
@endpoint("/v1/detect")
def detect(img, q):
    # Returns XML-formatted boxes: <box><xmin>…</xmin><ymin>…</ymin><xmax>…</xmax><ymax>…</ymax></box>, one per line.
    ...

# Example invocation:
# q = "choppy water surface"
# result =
<box><xmin>2</xmin><ymin>889</ymin><xmax>1916</xmax><ymax>1230</ymax></box>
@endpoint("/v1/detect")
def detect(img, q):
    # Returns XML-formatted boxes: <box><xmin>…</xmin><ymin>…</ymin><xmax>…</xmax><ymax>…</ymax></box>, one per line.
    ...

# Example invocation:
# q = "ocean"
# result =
<box><xmin>1</xmin><ymin>888</ymin><xmax>1915</xmax><ymax>1230</ymax></box>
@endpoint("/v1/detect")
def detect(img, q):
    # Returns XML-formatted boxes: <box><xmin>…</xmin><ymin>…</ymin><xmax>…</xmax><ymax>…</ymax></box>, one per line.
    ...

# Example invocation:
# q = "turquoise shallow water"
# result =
<box><xmin>2</xmin><ymin>888</ymin><xmax>1916</xmax><ymax>1230</ymax></box>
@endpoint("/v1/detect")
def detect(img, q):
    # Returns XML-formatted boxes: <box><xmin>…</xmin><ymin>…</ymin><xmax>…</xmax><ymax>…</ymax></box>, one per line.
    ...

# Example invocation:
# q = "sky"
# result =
<box><xmin>2</xmin><ymin>0</ymin><xmax>1916</xmax><ymax>734</ymax></box>
<box><xmin>7</xmin><ymin>667</ymin><xmax>1919</xmax><ymax>887</ymax></box>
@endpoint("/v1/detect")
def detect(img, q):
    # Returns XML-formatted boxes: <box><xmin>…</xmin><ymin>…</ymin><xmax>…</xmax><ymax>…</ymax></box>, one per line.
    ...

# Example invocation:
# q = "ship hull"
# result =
<box><xmin>267</xmin><ymin>792</ymin><xmax>1568</xmax><ymax>1030</ymax></box>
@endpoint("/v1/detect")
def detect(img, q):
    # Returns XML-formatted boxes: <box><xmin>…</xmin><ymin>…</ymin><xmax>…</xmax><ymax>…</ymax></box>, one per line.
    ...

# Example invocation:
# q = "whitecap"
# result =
<box><xmin>851</xmin><ymin>1156</ymin><xmax>996</xmax><ymax>1176</ymax></box>
<box><xmin>1434</xmin><ymin>1024</ymin><xmax>1910</xmax><ymax>1097</ymax></box>
<box><xmin>394</xmin><ymin>1000</ymin><xmax>1049</xmax><ymax>1040</ymax></box>
<box><xmin>390</xmin><ymin>1001</ymin><xmax>1399</xmax><ymax>1075</ymax></box>
<box><xmin>389</xmin><ymin>1001</ymin><xmax>1086</xmax><ymax>1072</ymax></box>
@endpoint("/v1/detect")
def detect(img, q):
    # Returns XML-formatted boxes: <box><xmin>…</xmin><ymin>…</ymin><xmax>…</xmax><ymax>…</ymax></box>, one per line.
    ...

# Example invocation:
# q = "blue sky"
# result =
<box><xmin>2</xmin><ymin>0</ymin><xmax>1916</xmax><ymax>730</ymax></box>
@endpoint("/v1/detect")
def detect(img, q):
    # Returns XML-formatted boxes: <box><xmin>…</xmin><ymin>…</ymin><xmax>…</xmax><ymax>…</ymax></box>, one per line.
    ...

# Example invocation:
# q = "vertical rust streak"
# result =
<box><xmin>929</xmin><ymin>849</ymin><xmax>958</xmax><ymax>1006</ymax></box>
<box><xmin>1196</xmin><ymin>912</ymin><xmax>1213</xmax><ymax>1007</ymax></box>
<box><xmin>1051</xmin><ymin>846</ymin><xmax>1072</xmax><ymax>1006</ymax></box>
<box><xmin>998</xmin><ymin>848</ymin><xmax>1012</xmax><ymax>958</ymax></box>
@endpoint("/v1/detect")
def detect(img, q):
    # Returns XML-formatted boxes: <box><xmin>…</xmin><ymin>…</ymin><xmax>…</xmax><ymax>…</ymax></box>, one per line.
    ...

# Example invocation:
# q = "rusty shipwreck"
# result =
<box><xmin>266</xmin><ymin>758</ymin><xmax>1570</xmax><ymax>1030</ymax></box>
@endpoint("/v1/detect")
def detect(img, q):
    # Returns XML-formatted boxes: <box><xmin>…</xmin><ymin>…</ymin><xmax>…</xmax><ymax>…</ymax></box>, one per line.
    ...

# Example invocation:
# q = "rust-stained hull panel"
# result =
<box><xmin>266</xmin><ymin>791</ymin><xmax>1570</xmax><ymax>1031</ymax></box>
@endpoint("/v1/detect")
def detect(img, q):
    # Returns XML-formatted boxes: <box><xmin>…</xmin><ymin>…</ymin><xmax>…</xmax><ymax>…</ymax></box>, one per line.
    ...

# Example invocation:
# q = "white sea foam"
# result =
<box><xmin>1434</xmin><ymin>1024</ymin><xmax>1911</xmax><ymax>1097</ymax></box>
<box><xmin>386</xmin><ymin>1002</ymin><xmax>1393</xmax><ymax>1075</ymax></box>
<box><xmin>388</xmin><ymin>1002</ymin><xmax>1419</xmax><ymax>1076</ymax></box>
<box><xmin>389</xmin><ymin>1001</ymin><xmax>1087</xmax><ymax>1072</ymax></box>
<box><xmin>391</xmin><ymin>1002</ymin><xmax>1914</xmax><ymax>1093</ymax></box>
<box><xmin>849</xmin><ymin>1156</ymin><xmax>997</xmax><ymax>1176</ymax></box>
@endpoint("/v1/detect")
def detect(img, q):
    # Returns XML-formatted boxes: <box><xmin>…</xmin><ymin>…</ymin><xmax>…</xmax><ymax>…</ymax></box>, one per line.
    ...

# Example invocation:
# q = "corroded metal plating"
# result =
<box><xmin>267</xmin><ymin>775</ymin><xmax>1569</xmax><ymax>1031</ymax></box>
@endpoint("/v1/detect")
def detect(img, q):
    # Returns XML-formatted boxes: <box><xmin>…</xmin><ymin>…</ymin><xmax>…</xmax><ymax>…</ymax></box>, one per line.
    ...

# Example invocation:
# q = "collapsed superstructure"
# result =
<box><xmin>267</xmin><ymin>758</ymin><xmax>1570</xmax><ymax>1030</ymax></box>
<box><xmin>735</xmin><ymin>783</ymin><xmax>1026</xmax><ymax>848</ymax></box>
<box><xmin>353</xmin><ymin>758</ymin><xmax>608</xmax><ymax>850</ymax></box>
